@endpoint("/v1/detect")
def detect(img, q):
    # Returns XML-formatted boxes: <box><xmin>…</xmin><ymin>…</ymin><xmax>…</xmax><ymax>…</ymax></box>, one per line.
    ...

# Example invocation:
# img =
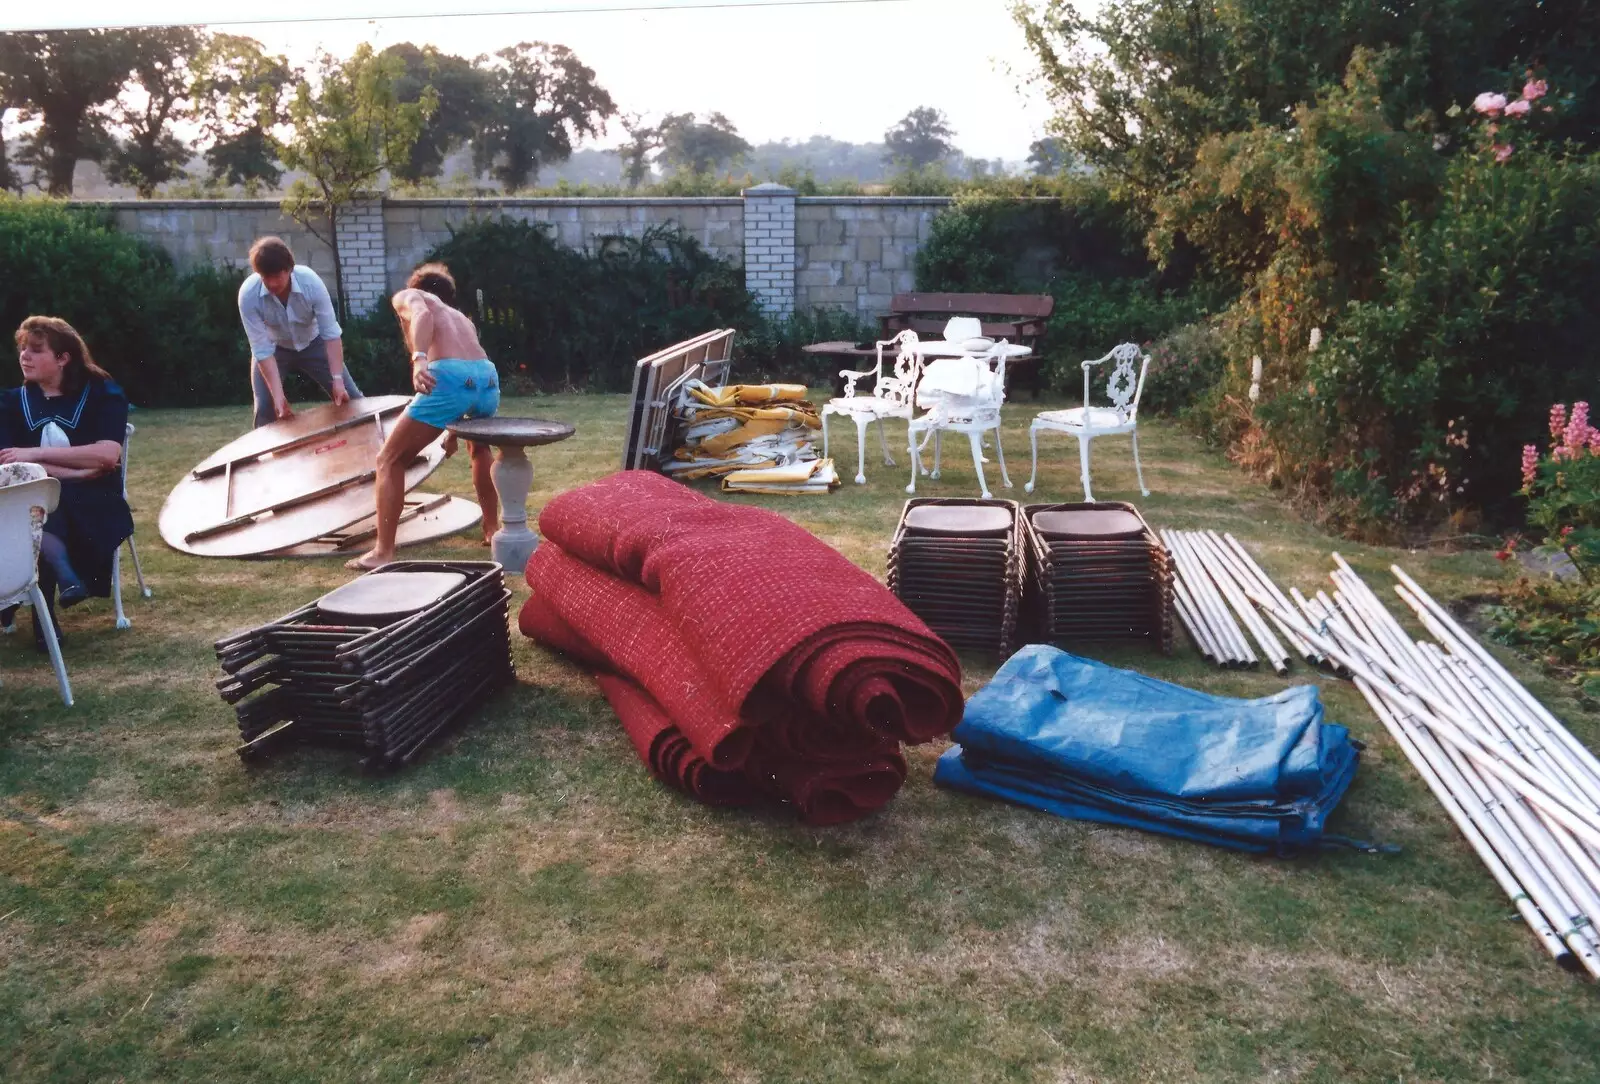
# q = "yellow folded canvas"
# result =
<box><xmin>691</xmin><ymin>383</ymin><xmax>810</xmax><ymax>408</ymax></box>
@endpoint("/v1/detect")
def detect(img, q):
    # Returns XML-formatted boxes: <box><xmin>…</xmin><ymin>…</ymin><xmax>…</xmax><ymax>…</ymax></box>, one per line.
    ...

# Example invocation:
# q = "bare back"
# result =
<box><xmin>392</xmin><ymin>289</ymin><xmax>489</xmax><ymax>362</ymax></box>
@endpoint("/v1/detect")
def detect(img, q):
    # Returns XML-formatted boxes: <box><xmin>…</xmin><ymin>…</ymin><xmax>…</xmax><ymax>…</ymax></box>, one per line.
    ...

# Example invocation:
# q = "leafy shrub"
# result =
<box><xmin>915</xmin><ymin>185</ymin><xmax>1216</xmax><ymax>393</ymax></box>
<box><xmin>1165</xmin><ymin>57</ymin><xmax>1600</xmax><ymax>533</ymax></box>
<box><xmin>0</xmin><ymin>198</ymin><xmax>252</xmax><ymax>407</ymax></box>
<box><xmin>734</xmin><ymin>308</ymin><xmax>879</xmax><ymax>387</ymax></box>
<box><xmin>1142</xmin><ymin>322</ymin><xmax>1227</xmax><ymax>416</ymax></box>
<box><xmin>1485</xmin><ymin>401</ymin><xmax>1600</xmax><ymax>701</ymax></box>
<box><xmin>425</xmin><ymin>217</ymin><xmax>760</xmax><ymax>391</ymax></box>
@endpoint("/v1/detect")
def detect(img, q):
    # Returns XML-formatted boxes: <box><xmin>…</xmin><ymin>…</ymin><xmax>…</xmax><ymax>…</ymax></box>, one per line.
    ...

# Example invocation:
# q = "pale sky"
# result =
<box><xmin>5</xmin><ymin>0</ymin><xmax>1070</xmax><ymax>161</ymax></box>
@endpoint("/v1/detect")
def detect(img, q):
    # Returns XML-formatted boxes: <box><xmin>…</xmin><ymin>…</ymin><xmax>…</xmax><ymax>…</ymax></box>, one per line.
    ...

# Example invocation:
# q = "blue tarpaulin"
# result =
<box><xmin>934</xmin><ymin>646</ymin><xmax>1364</xmax><ymax>854</ymax></box>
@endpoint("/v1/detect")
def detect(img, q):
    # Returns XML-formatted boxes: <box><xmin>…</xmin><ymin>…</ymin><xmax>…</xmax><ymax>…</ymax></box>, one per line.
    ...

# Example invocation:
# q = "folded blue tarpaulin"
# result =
<box><xmin>934</xmin><ymin>645</ymin><xmax>1365</xmax><ymax>854</ymax></box>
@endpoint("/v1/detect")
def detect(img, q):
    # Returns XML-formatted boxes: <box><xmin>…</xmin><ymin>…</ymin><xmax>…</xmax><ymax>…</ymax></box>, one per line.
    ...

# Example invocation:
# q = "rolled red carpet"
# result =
<box><xmin>518</xmin><ymin>470</ymin><xmax>963</xmax><ymax>823</ymax></box>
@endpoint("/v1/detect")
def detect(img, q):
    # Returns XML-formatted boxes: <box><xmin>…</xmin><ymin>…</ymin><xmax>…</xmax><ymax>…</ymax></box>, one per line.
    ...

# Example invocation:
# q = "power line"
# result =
<box><xmin>5</xmin><ymin>0</ymin><xmax>917</xmax><ymax>33</ymax></box>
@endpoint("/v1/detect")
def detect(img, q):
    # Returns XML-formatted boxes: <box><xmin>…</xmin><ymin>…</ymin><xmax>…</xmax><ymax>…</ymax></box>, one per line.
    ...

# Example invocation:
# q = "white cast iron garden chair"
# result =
<box><xmin>111</xmin><ymin>422</ymin><xmax>151</xmax><ymax>629</ymax></box>
<box><xmin>1025</xmin><ymin>342</ymin><xmax>1151</xmax><ymax>501</ymax></box>
<box><xmin>821</xmin><ymin>330</ymin><xmax>923</xmax><ymax>485</ymax></box>
<box><xmin>0</xmin><ymin>467</ymin><xmax>73</xmax><ymax>706</ymax></box>
<box><xmin>905</xmin><ymin>341</ymin><xmax>1013</xmax><ymax>500</ymax></box>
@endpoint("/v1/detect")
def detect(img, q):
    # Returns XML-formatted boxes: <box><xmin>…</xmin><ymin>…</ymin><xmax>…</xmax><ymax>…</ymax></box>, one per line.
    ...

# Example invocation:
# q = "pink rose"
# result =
<box><xmin>1494</xmin><ymin>143</ymin><xmax>1514</xmax><ymax>162</ymax></box>
<box><xmin>1523</xmin><ymin>79</ymin><xmax>1548</xmax><ymax>101</ymax></box>
<box><xmin>1474</xmin><ymin>92</ymin><xmax>1508</xmax><ymax>115</ymax></box>
<box><xmin>1504</xmin><ymin>99</ymin><xmax>1531</xmax><ymax>117</ymax></box>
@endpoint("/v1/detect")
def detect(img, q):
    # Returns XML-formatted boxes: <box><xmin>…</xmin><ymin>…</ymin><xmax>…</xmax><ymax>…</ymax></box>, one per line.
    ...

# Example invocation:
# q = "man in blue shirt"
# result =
<box><xmin>237</xmin><ymin>236</ymin><xmax>364</xmax><ymax>427</ymax></box>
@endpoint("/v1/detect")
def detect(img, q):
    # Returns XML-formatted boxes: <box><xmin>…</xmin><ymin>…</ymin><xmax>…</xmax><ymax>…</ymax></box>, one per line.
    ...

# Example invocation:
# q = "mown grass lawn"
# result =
<box><xmin>3</xmin><ymin>390</ymin><xmax>1598</xmax><ymax>1083</ymax></box>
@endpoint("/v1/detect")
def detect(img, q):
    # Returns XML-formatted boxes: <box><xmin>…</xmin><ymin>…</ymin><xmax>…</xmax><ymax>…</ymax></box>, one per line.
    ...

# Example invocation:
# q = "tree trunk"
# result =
<box><xmin>327</xmin><ymin>203</ymin><xmax>349</xmax><ymax>323</ymax></box>
<box><xmin>43</xmin><ymin>114</ymin><xmax>82</xmax><ymax>196</ymax></box>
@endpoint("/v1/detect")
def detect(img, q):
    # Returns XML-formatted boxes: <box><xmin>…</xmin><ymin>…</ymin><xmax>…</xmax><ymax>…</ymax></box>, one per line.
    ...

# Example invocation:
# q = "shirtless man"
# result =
<box><xmin>346</xmin><ymin>263</ymin><xmax>500</xmax><ymax>571</ymax></box>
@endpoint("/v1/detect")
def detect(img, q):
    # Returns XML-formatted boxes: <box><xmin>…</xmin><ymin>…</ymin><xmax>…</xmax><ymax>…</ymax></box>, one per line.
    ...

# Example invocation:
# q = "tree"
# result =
<box><xmin>103</xmin><ymin>27</ymin><xmax>205</xmax><ymax>197</ymax></box>
<box><xmin>1013</xmin><ymin>0</ymin><xmax>1600</xmax><ymax>203</ymax></box>
<box><xmin>656</xmin><ymin>112</ymin><xmax>749</xmax><ymax>176</ymax></box>
<box><xmin>277</xmin><ymin>44</ymin><xmax>435</xmax><ymax>316</ymax></box>
<box><xmin>614</xmin><ymin>112</ymin><xmax>661</xmax><ymax>189</ymax></box>
<box><xmin>1027</xmin><ymin>136</ymin><xmax>1073</xmax><ymax>176</ymax></box>
<box><xmin>0</xmin><ymin>30</ymin><xmax>141</xmax><ymax>194</ymax></box>
<box><xmin>473</xmin><ymin>42</ymin><xmax>614</xmax><ymax>190</ymax></box>
<box><xmin>191</xmin><ymin>34</ymin><xmax>295</xmax><ymax>190</ymax></box>
<box><xmin>882</xmin><ymin>106</ymin><xmax>956</xmax><ymax>169</ymax></box>
<box><xmin>382</xmin><ymin>43</ymin><xmax>494</xmax><ymax>184</ymax></box>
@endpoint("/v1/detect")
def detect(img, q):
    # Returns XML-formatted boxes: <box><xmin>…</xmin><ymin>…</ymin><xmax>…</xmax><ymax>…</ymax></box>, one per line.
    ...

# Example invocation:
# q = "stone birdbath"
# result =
<box><xmin>446</xmin><ymin>417</ymin><xmax>575</xmax><ymax>575</ymax></box>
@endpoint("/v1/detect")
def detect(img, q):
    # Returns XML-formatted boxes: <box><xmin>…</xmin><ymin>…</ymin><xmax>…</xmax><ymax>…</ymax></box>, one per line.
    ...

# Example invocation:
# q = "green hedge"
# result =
<box><xmin>0</xmin><ymin>199</ymin><xmax>252</xmax><ymax>407</ymax></box>
<box><xmin>423</xmin><ymin>218</ymin><xmax>760</xmax><ymax>392</ymax></box>
<box><xmin>913</xmin><ymin>189</ymin><xmax>1220</xmax><ymax>398</ymax></box>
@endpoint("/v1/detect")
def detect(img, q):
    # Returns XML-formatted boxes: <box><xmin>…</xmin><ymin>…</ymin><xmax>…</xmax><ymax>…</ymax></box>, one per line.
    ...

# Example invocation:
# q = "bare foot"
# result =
<box><xmin>479</xmin><ymin>536</ymin><xmax>493</xmax><ymax>548</ymax></box>
<box><xmin>344</xmin><ymin>550</ymin><xmax>391</xmax><ymax>572</ymax></box>
<box><xmin>441</xmin><ymin>432</ymin><xmax>459</xmax><ymax>458</ymax></box>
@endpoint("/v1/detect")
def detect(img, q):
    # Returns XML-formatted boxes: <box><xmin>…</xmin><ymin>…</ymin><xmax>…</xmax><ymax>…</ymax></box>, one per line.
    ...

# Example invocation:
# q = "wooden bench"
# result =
<box><xmin>879</xmin><ymin>292</ymin><xmax>1055</xmax><ymax>397</ymax></box>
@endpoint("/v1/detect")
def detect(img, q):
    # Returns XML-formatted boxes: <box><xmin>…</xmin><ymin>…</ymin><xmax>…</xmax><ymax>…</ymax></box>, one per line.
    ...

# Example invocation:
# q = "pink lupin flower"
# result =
<box><xmin>1521</xmin><ymin>444</ymin><xmax>1540</xmax><ymax>488</ymax></box>
<box><xmin>1566</xmin><ymin>402</ymin><xmax>1591</xmax><ymax>454</ymax></box>
<box><xmin>1550</xmin><ymin>403</ymin><xmax>1568</xmax><ymax>442</ymax></box>
<box><xmin>1523</xmin><ymin>79</ymin><xmax>1548</xmax><ymax>101</ymax></box>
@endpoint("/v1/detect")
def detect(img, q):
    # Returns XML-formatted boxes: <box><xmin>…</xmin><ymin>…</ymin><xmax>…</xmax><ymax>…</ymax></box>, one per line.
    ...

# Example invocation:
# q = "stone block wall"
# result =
<box><xmin>794</xmin><ymin>198</ymin><xmax>945</xmax><ymax>318</ymax></box>
<box><xmin>94</xmin><ymin>192</ymin><xmax>956</xmax><ymax>320</ymax></box>
<box><xmin>104</xmin><ymin>200</ymin><xmax>336</xmax><ymax>280</ymax></box>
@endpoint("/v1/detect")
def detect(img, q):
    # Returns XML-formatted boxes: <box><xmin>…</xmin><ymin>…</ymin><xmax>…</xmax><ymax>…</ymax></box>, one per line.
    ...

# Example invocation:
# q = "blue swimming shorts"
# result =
<box><xmin>404</xmin><ymin>358</ymin><xmax>500</xmax><ymax>428</ymax></box>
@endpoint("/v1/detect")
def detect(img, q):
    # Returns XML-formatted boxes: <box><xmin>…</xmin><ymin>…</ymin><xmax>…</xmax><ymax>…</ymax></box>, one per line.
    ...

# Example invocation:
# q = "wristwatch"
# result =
<box><xmin>411</xmin><ymin>351</ymin><xmax>429</xmax><ymax>365</ymax></box>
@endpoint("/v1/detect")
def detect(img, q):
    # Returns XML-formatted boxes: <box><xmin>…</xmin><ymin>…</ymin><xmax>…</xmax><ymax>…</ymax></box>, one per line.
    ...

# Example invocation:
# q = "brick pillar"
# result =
<box><xmin>742</xmin><ymin>182</ymin><xmax>796</xmax><ymax>317</ymax></box>
<box><xmin>335</xmin><ymin>197</ymin><xmax>388</xmax><ymax>316</ymax></box>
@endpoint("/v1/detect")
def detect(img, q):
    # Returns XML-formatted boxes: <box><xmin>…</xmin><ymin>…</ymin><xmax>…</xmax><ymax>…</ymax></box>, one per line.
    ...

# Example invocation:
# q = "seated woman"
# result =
<box><xmin>0</xmin><ymin>316</ymin><xmax>134</xmax><ymax>646</ymax></box>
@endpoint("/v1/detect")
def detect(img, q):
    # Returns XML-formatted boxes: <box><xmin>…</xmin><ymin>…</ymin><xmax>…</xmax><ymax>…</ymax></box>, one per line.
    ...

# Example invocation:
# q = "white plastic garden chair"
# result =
<box><xmin>111</xmin><ymin>422</ymin><xmax>151</xmax><ymax>629</ymax></box>
<box><xmin>1024</xmin><ymin>342</ymin><xmax>1151</xmax><ymax>502</ymax></box>
<box><xmin>905</xmin><ymin>341</ymin><xmax>1014</xmax><ymax>500</ymax></box>
<box><xmin>0</xmin><ymin>468</ymin><xmax>73</xmax><ymax>706</ymax></box>
<box><xmin>821</xmin><ymin>330</ymin><xmax>923</xmax><ymax>485</ymax></box>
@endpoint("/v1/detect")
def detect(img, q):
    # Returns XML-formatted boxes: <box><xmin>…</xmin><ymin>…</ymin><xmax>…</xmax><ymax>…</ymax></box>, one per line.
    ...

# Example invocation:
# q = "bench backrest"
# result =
<box><xmin>881</xmin><ymin>292</ymin><xmax>1055</xmax><ymax>345</ymax></box>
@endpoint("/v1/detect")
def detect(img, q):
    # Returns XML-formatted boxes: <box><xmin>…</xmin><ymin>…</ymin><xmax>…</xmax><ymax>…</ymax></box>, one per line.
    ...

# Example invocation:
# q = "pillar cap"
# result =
<box><xmin>741</xmin><ymin>182</ymin><xmax>797</xmax><ymax>196</ymax></box>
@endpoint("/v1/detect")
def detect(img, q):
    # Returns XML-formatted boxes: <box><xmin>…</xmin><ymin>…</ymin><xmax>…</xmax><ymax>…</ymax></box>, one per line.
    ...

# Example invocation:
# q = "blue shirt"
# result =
<box><xmin>237</xmin><ymin>266</ymin><xmax>344</xmax><ymax>362</ymax></box>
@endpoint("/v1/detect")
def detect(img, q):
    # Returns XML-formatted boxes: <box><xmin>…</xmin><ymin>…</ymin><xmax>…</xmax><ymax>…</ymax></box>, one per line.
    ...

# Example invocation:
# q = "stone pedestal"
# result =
<box><xmin>446</xmin><ymin>417</ymin><xmax>576</xmax><ymax>577</ymax></box>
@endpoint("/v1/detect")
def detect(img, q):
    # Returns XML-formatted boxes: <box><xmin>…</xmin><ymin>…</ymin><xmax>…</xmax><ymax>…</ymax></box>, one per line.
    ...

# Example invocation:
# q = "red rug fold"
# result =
<box><xmin>518</xmin><ymin>470</ymin><xmax>963</xmax><ymax>824</ymax></box>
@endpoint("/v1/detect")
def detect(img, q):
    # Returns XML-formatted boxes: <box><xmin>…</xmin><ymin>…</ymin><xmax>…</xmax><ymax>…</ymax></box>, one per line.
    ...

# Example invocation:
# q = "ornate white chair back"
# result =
<box><xmin>873</xmin><ymin>330</ymin><xmax>922</xmax><ymax>409</ymax></box>
<box><xmin>1083</xmin><ymin>343</ymin><xmax>1151</xmax><ymax>426</ymax></box>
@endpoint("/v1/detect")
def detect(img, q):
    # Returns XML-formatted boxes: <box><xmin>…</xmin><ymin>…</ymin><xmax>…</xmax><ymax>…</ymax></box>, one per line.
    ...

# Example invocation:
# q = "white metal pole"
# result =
<box><xmin>1390</xmin><ymin>563</ymin><xmax>1600</xmax><ymax>784</ymax></box>
<box><xmin>1245</xmin><ymin>590</ymin><xmax>1600</xmax><ymax>851</ymax></box>
<box><xmin>1302</xmin><ymin>591</ymin><xmax>1599</xmax><ymax>972</ymax></box>
<box><xmin>1190</xmin><ymin>534</ymin><xmax>1286</xmax><ymax>674</ymax></box>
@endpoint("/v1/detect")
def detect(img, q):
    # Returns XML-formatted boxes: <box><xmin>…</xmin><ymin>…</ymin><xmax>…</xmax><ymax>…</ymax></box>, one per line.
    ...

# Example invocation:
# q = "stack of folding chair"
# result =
<box><xmin>1022</xmin><ymin>502</ymin><xmax>1173</xmax><ymax>652</ymax></box>
<box><xmin>887</xmin><ymin>498</ymin><xmax>1022</xmax><ymax>655</ymax></box>
<box><xmin>213</xmin><ymin>561</ymin><xmax>513</xmax><ymax>768</ymax></box>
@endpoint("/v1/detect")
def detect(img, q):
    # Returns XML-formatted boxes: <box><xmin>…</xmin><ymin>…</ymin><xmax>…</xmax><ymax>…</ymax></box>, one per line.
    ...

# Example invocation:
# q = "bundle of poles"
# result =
<box><xmin>1243</xmin><ymin>557</ymin><xmax>1600</xmax><ymax>978</ymax></box>
<box><xmin>1160</xmin><ymin>529</ymin><xmax>1321</xmax><ymax>675</ymax></box>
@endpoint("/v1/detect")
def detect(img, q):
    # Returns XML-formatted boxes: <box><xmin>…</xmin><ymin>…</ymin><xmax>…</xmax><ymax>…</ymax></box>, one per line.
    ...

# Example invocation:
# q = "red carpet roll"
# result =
<box><xmin>519</xmin><ymin>470</ymin><xmax>963</xmax><ymax>824</ymax></box>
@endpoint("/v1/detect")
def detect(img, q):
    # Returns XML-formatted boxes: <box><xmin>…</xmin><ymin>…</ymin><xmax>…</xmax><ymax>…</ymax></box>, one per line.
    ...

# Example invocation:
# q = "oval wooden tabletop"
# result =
<box><xmin>189</xmin><ymin>396</ymin><xmax>412</xmax><ymax>475</ymax></box>
<box><xmin>256</xmin><ymin>494</ymin><xmax>483</xmax><ymax>560</ymax></box>
<box><xmin>447</xmin><ymin>417</ymin><xmax>576</xmax><ymax>447</ymax></box>
<box><xmin>160</xmin><ymin>397</ymin><xmax>448</xmax><ymax>558</ymax></box>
